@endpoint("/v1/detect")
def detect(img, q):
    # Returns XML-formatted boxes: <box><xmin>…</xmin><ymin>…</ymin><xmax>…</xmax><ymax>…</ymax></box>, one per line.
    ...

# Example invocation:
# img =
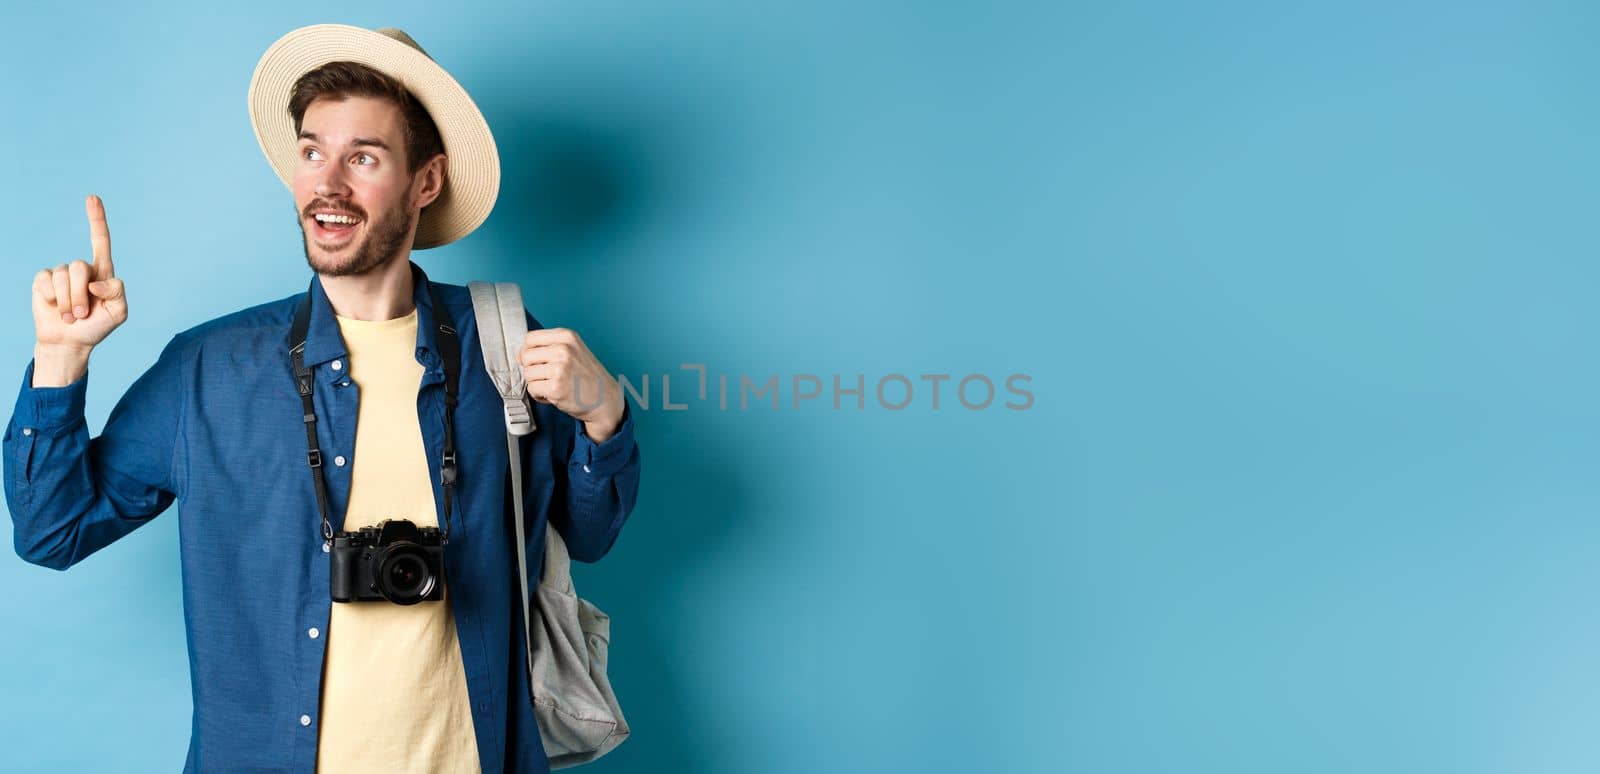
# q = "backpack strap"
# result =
<box><xmin>467</xmin><ymin>282</ymin><xmax>537</xmax><ymax>437</ymax></box>
<box><xmin>467</xmin><ymin>281</ymin><xmax>575</xmax><ymax>712</ymax></box>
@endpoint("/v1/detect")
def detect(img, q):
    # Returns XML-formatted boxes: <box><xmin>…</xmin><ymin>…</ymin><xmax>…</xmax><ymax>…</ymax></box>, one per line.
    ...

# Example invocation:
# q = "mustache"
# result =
<box><xmin>303</xmin><ymin>202</ymin><xmax>366</xmax><ymax>219</ymax></box>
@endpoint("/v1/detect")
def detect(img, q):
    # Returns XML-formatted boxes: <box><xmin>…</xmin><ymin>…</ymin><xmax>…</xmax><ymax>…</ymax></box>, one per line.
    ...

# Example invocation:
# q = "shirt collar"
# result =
<box><xmin>298</xmin><ymin>259</ymin><xmax>444</xmax><ymax>369</ymax></box>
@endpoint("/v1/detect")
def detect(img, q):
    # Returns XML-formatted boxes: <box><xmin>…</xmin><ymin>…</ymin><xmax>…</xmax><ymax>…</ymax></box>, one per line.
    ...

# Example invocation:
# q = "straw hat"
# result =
<box><xmin>247</xmin><ymin>24</ymin><xmax>500</xmax><ymax>250</ymax></box>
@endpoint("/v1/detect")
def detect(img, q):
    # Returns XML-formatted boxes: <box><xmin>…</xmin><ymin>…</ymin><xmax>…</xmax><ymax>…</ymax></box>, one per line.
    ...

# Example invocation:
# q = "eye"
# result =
<box><xmin>354</xmin><ymin>153</ymin><xmax>376</xmax><ymax>165</ymax></box>
<box><xmin>302</xmin><ymin>147</ymin><xmax>321</xmax><ymax>161</ymax></box>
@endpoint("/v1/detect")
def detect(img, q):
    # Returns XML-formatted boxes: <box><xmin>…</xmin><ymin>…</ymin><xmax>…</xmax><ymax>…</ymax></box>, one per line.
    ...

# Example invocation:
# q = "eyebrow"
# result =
<box><xmin>298</xmin><ymin>131</ymin><xmax>392</xmax><ymax>152</ymax></box>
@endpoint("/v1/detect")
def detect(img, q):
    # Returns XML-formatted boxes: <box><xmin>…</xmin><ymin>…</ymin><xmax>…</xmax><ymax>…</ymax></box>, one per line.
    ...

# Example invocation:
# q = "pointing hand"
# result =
<box><xmin>32</xmin><ymin>194</ymin><xmax>128</xmax><ymax>354</ymax></box>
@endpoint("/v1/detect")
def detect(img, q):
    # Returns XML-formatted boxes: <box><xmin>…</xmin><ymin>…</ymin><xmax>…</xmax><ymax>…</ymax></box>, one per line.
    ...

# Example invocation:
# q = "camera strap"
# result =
<box><xmin>288</xmin><ymin>263</ymin><xmax>462</xmax><ymax>546</ymax></box>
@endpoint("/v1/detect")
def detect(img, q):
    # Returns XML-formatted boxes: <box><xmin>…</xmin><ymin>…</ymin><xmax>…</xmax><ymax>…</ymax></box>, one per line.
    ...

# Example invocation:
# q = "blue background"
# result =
<box><xmin>2</xmin><ymin>1</ymin><xmax>1594</xmax><ymax>771</ymax></box>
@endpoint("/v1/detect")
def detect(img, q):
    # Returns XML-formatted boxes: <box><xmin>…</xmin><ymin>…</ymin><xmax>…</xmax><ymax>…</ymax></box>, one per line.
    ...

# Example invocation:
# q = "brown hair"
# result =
<box><xmin>287</xmin><ymin>61</ymin><xmax>446</xmax><ymax>181</ymax></box>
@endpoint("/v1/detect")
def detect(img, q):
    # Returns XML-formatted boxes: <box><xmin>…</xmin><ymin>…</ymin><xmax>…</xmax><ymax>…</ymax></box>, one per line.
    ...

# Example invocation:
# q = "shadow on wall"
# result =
<box><xmin>487</xmin><ymin>111</ymin><xmax>654</xmax><ymax>258</ymax></box>
<box><xmin>471</xmin><ymin>107</ymin><xmax>768</xmax><ymax>773</ymax></box>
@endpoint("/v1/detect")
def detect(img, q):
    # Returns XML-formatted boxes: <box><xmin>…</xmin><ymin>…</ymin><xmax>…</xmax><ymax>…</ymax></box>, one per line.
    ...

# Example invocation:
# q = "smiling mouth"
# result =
<box><xmin>309</xmin><ymin>214</ymin><xmax>363</xmax><ymax>243</ymax></box>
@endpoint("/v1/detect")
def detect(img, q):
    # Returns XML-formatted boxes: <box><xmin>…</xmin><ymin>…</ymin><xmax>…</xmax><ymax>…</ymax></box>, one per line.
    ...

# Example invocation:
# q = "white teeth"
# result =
<box><xmin>315</xmin><ymin>213</ymin><xmax>359</xmax><ymax>225</ymax></box>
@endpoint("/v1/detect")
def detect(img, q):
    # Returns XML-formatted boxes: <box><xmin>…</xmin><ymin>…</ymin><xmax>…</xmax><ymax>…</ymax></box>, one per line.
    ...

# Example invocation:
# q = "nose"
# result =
<box><xmin>314</xmin><ymin>162</ymin><xmax>351</xmax><ymax>199</ymax></box>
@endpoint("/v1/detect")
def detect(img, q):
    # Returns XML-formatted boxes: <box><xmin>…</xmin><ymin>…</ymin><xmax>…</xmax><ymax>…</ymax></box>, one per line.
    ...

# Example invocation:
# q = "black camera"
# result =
<box><xmin>329</xmin><ymin>519</ymin><xmax>446</xmax><ymax>605</ymax></box>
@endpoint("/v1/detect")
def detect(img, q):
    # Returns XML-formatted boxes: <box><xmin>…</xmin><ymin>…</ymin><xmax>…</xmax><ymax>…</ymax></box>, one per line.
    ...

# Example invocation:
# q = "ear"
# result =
<box><xmin>411</xmin><ymin>153</ymin><xmax>448</xmax><ymax>210</ymax></box>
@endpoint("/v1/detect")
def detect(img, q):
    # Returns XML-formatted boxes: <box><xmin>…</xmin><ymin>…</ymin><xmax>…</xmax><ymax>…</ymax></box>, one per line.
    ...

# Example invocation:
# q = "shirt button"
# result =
<box><xmin>308</xmin><ymin>627</ymin><xmax>320</xmax><ymax>639</ymax></box>
<box><xmin>21</xmin><ymin>428</ymin><xmax>32</xmax><ymax>436</ymax></box>
<box><xmin>331</xmin><ymin>360</ymin><xmax>342</xmax><ymax>371</ymax></box>
<box><xmin>582</xmin><ymin>464</ymin><xmax>591</xmax><ymax>474</ymax></box>
<box><xmin>300</xmin><ymin>714</ymin><xmax>312</xmax><ymax>727</ymax></box>
<box><xmin>334</xmin><ymin>455</ymin><xmax>346</xmax><ymax>467</ymax></box>
<box><xmin>322</xmin><ymin>541</ymin><xmax>331</xmax><ymax>554</ymax></box>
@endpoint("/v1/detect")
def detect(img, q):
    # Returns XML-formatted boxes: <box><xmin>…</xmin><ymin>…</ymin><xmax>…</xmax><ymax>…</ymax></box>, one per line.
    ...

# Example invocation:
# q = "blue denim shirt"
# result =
<box><xmin>2</xmin><ymin>260</ymin><xmax>641</xmax><ymax>773</ymax></box>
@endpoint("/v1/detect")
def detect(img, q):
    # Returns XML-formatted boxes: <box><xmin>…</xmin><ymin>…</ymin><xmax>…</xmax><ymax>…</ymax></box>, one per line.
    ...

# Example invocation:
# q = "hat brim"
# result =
<box><xmin>247</xmin><ymin>24</ymin><xmax>500</xmax><ymax>250</ymax></box>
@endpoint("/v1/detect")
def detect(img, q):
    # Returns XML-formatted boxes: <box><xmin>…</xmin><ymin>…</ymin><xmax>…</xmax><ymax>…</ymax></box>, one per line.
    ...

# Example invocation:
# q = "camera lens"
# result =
<box><xmin>389</xmin><ymin>557</ymin><xmax>423</xmax><ymax>590</ymax></box>
<box><xmin>375</xmin><ymin>545</ymin><xmax>437</xmax><ymax>605</ymax></box>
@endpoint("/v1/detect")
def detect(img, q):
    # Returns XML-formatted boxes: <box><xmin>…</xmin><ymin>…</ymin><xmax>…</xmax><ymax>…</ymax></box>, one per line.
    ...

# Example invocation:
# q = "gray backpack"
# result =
<box><xmin>468</xmin><ymin>281</ymin><xmax>630</xmax><ymax>767</ymax></box>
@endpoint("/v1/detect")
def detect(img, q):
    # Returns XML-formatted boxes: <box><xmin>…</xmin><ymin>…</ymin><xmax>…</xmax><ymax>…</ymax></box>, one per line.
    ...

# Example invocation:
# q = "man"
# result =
<box><xmin>3</xmin><ymin>24</ymin><xmax>640</xmax><ymax>773</ymax></box>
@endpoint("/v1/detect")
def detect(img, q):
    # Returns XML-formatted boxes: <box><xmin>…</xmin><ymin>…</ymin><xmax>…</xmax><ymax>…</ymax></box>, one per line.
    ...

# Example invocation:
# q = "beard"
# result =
<box><xmin>298</xmin><ymin>194</ymin><xmax>417</xmax><ymax>278</ymax></box>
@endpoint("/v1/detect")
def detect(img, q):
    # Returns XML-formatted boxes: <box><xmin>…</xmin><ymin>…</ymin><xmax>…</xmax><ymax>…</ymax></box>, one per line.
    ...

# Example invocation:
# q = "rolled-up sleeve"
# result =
<box><xmin>573</xmin><ymin>398</ymin><xmax>637</xmax><ymax>478</ymax></box>
<box><xmin>561</xmin><ymin>397</ymin><xmax>640</xmax><ymax>560</ymax></box>
<box><xmin>4</xmin><ymin>336</ymin><xmax>188</xmax><ymax>570</ymax></box>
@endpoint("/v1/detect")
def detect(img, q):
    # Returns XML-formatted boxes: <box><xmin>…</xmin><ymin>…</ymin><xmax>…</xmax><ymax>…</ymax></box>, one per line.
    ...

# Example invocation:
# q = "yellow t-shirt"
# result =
<box><xmin>316</xmin><ymin>308</ymin><xmax>481</xmax><ymax>773</ymax></box>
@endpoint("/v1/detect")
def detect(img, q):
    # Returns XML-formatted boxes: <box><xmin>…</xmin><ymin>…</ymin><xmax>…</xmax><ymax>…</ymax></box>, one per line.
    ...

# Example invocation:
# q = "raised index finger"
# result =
<box><xmin>85</xmin><ymin>194</ymin><xmax>114</xmax><ymax>279</ymax></box>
